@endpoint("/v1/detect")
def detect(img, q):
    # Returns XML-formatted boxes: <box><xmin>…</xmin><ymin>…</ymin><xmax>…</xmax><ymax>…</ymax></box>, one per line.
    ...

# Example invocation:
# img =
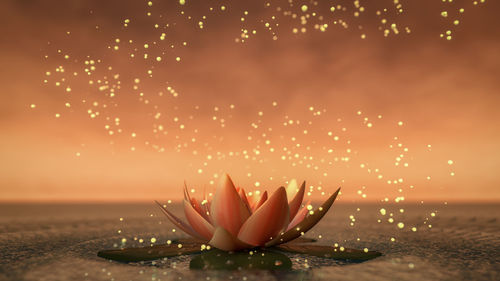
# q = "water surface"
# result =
<box><xmin>0</xmin><ymin>202</ymin><xmax>498</xmax><ymax>280</ymax></box>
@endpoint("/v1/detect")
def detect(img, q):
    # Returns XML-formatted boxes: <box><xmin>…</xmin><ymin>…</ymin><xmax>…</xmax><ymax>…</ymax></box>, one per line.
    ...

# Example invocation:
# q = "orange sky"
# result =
<box><xmin>0</xmin><ymin>0</ymin><xmax>499</xmax><ymax>202</ymax></box>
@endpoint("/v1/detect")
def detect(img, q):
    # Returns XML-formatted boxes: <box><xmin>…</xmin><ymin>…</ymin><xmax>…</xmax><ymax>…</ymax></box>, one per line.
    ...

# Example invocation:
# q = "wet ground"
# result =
<box><xmin>0</xmin><ymin>202</ymin><xmax>498</xmax><ymax>281</ymax></box>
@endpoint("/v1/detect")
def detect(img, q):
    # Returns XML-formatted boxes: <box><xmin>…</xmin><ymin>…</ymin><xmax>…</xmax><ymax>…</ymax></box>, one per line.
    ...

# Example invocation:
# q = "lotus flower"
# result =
<box><xmin>156</xmin><ymin>174</ymin><xmax>340</xmax><ymax>251</ymax></box>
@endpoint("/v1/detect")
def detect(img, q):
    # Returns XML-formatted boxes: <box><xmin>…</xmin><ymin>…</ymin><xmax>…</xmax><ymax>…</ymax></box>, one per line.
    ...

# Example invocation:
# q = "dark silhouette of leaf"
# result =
<box><xmin>97</xmin><ymin>241</ymin><xmax>202</xmax><ymax>262</ymax></box>
<box><xmin>288</xmin><ymin>237</ymin><xmax>317</xmax><ymax>244</ymax></box>
<box><xmin>277</xmin><ymin>244</ymin><xmax>382</xmax><ymax>261</ymax></box>
<box><xmin>189</xmin><ymin>249</ymin><xmax>292</xmax><ymax>270</ymax></box>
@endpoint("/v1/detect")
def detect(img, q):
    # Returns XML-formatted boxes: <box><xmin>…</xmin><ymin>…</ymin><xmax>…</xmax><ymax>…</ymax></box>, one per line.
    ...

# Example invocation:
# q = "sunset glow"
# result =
<box><xmin>1</xmin><ymin>0</ymin><xmax>499</xmax><ymax>202</ymax></box>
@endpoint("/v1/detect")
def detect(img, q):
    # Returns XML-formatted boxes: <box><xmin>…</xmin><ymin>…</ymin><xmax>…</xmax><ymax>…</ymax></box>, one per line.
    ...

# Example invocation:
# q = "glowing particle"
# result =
<box><xmin>301</xmin><ymin>5</ymin><xmax>308</xmax><ymax>12</ymax></box>
<box><xmin>176</xmin><ymin>57</ymin><xmax>181</xmax><ymax>62</ymax></box>
<box><xmin>156</xmin><ymin>56</ymin><xmax>162</xmax><ymax>62</ymax></box>
<box><xmin>447</xmin><ymin>160</ymin><xmax>454</xmax><ymax>165</ymax></box>
<box><xmin>151</xmin><ymin>237</ymin><xmax>157</xmax><ymax>243</ymax></box>
<box><xmin>379</xmin><ymin>208</ymin><xmax>386</xmax><ymax>215</ymax></box>
<box><xmin>363</xmin><ymin>248</ymin><xmax>368</xmax><ymax>253</ymax></box>
<box><xmin>412</xmin><ymin>227</ymin><xmax>417</xmax><ymax>232</ymax></box>
<box><xmin>398</xmin><ymin>121</ymin><xmax>404</xmax><ymax>126</ymax></box>
<box><xmin>397</xmin><ymin>222</ymin><xmax>405</xmax><ymax>229</ymax></box>
<box><xmin>147</xmin><ymin>1</ymin><xmax>152</xmax><ymax>7</ymax></box>
<box><xmin>179</xmin><ymin>0</ymin><xmax>186</xmax><ymax>5</ymax></box>
<box><xmin>30</xmin><ymin>104</ymin><xmax>36</xmax><ymax>109</ymax></box>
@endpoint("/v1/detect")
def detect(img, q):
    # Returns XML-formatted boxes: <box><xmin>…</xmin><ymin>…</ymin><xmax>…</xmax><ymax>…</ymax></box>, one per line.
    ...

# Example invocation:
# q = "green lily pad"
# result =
<box><xmin>97</xmin><ymin>237</ymin><xmax>380</xmax><ymax>265</ymax></box>
<box><xmin>189</xmin><ymin>249</ymin><xmax>292</xmax><ymax>270</ymax></box>
<box><xmin>277</xmin><ymin>244</ymin><xmax>382</xmax><ymax>261</ymax></box>
<box><xmin>97</xmin><ymin>241</ymin><xmax>202</xmax><ymax>262</ymax></box>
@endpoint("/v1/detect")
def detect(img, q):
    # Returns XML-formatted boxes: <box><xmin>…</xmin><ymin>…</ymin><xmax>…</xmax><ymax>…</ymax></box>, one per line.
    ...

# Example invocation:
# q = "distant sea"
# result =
<box><xmin>0</xmin><ymin>202</ymin><xmax>498</xmax><ymax>281</ymax></box>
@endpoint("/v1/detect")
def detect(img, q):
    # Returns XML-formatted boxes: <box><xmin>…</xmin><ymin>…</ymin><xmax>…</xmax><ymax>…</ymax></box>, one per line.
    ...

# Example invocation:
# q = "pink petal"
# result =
<box><xmin>208</xmin><ymin>226</ymin><xmax>252</xmax><ymax>251</ymax></box>
<box><xmin>184</xmin><ymin>182</ymin><xmax>211</xmax><ymax>222</ymax></box>
<box><xmin>210</xmin><ymin>174</ymin><xmax>251</xmax><ymax>236</ymax></box>
<box><xmin>286</xmin><ymin>201</ymin><xmax>309</xmax><ymax>231</ymax></box>
<box><xmin>238</xmin><ymin>188</ymin><xmax>252</xmax><ymax>213</ymax></box>
<box><xmin>183</xmin><ymin>199</ymin><xmax>214</xmax><ymax>240</ymax></box>
<box><xmin>237</xmin><ymin>187</ymin><xmax>290</xmax><ymax>246</ymax></box>
<box><xmin>288</xmin><ymin>181</ymin><xmax>305</xmax><ymax>220</ymax></box>
<box><xmin>251</xmin><ymin>191</ymin><xmax>268</xmax><ymax>212</ymax></box>
<box><xmin>183</xmin><ymin>181</ymin><xmax>191</xmax><ymax>201</ymax></box>
<box><xmin>155</xmin><ymin>201</ymin><xmax>205</xmax><ymax>240</ymax></box>
<box><xmin>190</xmin><ymin>197</ymin><xmax>211</xmax><ymax>222</ymax></box>
<box><xmin>200</xmin><ymin>199</ymin><xmax>212</xmax><ymax>224</ymax></box>
<box><xmin>265</xmin><ymin>187</ymin><xmax>341</xmax><ymax>247</ymax></box>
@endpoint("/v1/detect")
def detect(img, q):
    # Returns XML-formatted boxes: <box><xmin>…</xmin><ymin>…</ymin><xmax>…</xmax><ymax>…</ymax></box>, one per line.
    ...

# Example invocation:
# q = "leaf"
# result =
<box><xmin>266</xmin><ymin>188</ymin><xmax>341</xmax><ymax>246</ymax></box>
<box><xmin>96</xmin><ymin>238</ymin><xmax>315</xmax><ymax>263</ymax></box>
<box><xmin>97</xmin><ymin>241</ymin><xmax>202</xmax><ymax>263</ymax></box>
<box><xmin>189</xmin><ymin>249</ymin><xmax>292</xmax><ymax>270</ymax></box>
<box><xmin>288</xmin><ymin>237</ymin><xmax>317</xmax><ymax>244</ymax></box>
<box><xmin>277</xmin><ymin>244</ymin><xmax>382</xmax><ymax>261</ymax></box>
